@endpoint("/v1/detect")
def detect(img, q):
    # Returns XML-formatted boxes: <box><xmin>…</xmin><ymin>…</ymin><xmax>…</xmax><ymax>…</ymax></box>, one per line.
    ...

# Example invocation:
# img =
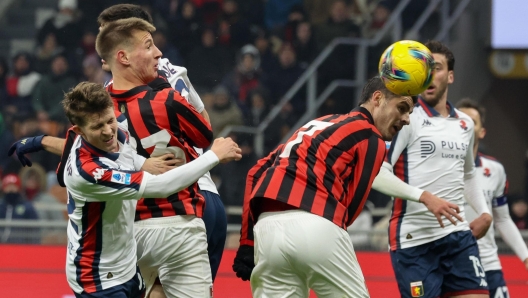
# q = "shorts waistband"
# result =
<box><xmin>134</xmin><ymin>215</ymin><xmax>198</xmax><ymax>227</ymax></box>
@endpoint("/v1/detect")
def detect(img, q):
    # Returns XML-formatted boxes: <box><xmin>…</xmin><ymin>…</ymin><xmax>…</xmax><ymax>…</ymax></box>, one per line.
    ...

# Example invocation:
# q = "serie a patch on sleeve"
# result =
<box><xmin>110</xmin><ymin>171</ymin><xmax>131</xmax><ymax>185</ymax></box>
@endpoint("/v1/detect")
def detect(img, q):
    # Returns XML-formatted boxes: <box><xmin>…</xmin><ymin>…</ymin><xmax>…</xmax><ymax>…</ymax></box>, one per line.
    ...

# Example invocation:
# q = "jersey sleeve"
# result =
<box><xmin>166</xmin><ymin>89</ymin><xmax>213</xmax><ymax>148</ymax></box>
<box><xmin>240</xmin><ymin>144</ymin><xmax>284</xmax><ymax>246</ymax></box>
<box><xmin>56</xmin><ymin>128</ymin><xmax>78</xmax><ymax>187</ymax></box>
<box><xmin>492</xmin><ymin>164</ymin><xmax>508</xmax><ymax>207</ymax></box>
<box><xmin>158</xmin><ymin>58</ymin><xmax>205</xmax><ymax>113</ymax></box>
<box><xmin>70</xmin><ymin>159</ymin><xmax>146</xmax><ymax>202</ymax></box>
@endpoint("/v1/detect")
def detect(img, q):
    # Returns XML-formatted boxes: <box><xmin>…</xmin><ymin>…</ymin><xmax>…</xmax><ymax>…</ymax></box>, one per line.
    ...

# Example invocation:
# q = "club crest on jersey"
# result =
<box><xmin>460</xmin><ymin>120</ymin><xmax>468</xmax><ymax>131</ymax></box>
<box><xmin>483</xmin><ymin>168</ymin><xmax>491</xmax><ymax>177</ymax></box>
<box><xmin>110</xmin><ymin>171</ymin><xmax>131</xmax><ymax>185</ymax></box>
<box><xmin>410</xmin><ymin>281</ymin><xmax>424</xmax><ymax>297</ymax></box>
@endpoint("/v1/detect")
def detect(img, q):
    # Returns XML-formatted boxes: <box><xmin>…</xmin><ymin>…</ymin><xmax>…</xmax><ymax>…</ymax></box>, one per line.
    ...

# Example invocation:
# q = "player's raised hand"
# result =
<box><xmin>469</xmin><ymin>213</ymin><xmax>492</xmax><ymax>239</ymax></box>
<box><xmin>419</xmin><ymin>191</ymin><xmax>464</xmax><ymax>228</ymax></box>
<box><xmin>142</xmin><ymin>153</ymin><xmax>183</xmax><ymax>175</ymax></box>
<box><xmin>210</xmin><ymin>137</ymin><xmax>242</xmax><ymax>163</ymax></box>
<box><xmin>7</xmin><ymin>135</ymin><xmax>46</xmax><ymax>167</ymax></box>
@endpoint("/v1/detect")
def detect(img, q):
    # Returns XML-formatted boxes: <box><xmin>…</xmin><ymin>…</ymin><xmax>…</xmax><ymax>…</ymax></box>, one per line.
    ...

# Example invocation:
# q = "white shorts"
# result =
<box><xmin>134</xmin><ymin>215</ymin><xmax>212</xmax><ymax>298</ymax></box>
<box><xmin>251</xmin><ymin>210</ymin><xmax>370</xmax><ymax>298</ymax></box>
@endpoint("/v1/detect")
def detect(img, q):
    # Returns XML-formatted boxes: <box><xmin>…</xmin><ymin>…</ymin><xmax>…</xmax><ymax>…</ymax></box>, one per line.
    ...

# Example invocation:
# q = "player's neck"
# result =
<box><xmin>112</xmin><ymin>71</ymin><xmax>145</xmax><ymax>91</ymax></box>
<box><xmin>432</xmin><ymin>95</ymin><xmax>449</xmax><ymax>117</ymax></box>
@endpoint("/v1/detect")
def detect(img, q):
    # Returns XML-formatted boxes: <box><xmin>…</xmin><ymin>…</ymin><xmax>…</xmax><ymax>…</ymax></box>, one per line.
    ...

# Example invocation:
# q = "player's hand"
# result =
<box><xmin>142</xmin><ymin>153</ymin><xmax>183</xmax><ymax>175</ymax></box>
<box><xmin>470</xmin><ymin>213</ymin><xmax>492</xmax><ymax>239</ymax></box>
<box><xmin>211</xmin><ymin>137</ymin><xmax>242</xmax><ymax>163</ymax></box>
<box><xmin>419</xmin><ymin>191</ymin><xmax>464</xmax><ymax>228</ymax></box>
<box><xmin>7</xmin><ymin>135</ymin><xmax>46</xmax><ymax>167</ymax></box>
<box><xmin>232</xmin><ymin>245</ymin><xmax>254</xmax><ymax>281</ymax></box>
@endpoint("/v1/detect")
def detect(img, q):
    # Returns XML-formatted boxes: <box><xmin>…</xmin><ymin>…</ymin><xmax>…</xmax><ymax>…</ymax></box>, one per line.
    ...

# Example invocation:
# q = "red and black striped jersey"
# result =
<box><xmin>107</xmin><ymin>84</ymin><xmax>213</xmax><ymax>221</ymax></box>
<box><xmin>240</xmin><ymin>107</ymin><xmax>386</xmax><ymax>246</ymax></box>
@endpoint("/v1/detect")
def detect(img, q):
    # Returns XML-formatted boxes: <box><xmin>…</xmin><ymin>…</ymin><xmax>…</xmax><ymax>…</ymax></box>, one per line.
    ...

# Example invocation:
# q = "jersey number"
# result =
<box><xmin>131</xmin><ymin>129</ymin><xmax>186</xmax><ymax>162</ymax></box>
<box><xmin>279</xmin><ymin>120</ymin><xmax>334</xmax><ymax>158</ymax></box>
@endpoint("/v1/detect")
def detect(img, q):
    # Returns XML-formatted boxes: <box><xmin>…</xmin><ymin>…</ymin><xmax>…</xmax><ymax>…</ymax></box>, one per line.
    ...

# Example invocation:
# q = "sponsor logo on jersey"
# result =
<box><xmin>422</xmin><ymin>119</ymin><xmax>432</xmax><ymax>127</ymax></box>
<box><xmin>92</xmin><ymin>168</ymin><xmax>107</xmax><ymax>182</ymax></box>
<box><xmin>483</xmin><ymin>168</ymin><xmax>491</xmax><ymax>177</ymax></box>
<box><xmin>460</xmin><ymin>120</ymin><xmax>468</xmax><ymax>131</ymax></box>
<box><xmin>110</xmin><ymin>171</ymin><xmax>131</xmax><ymax>185</ymax></box>
<box><xmin>420</xmin><ymin>140</ymin><xmax>435</xmax><ymax>157</ymax></box>
<box><xmin>410</xmin><ymin>281</ymin><xmax>424</xmax><ymax>297</ymax></box>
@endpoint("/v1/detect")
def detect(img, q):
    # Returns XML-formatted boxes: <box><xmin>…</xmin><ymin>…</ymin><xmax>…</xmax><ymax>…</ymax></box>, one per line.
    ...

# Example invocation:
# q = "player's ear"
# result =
<box><xmin>116</xmin><ymin>50</ymin><xmax>130</xmax><ymax>66</ymax></box>
<box><xmin>448</xmin><ymin>70</ymin><xmax>454</xmax><ymax>84</ymax></box>
<box><xmin>371</xmin><ymin>90</ymin><xmax>383</xmax><ymax>107</ymax></box>
<box><xmin>72</xmin><ymin>125</ymin><xmax>84</xmax><ymax>138</ymax></box>
<box><xmin>479</xmin><ymin>127</ymin><xmax>486</xmax><ymax>139</ymax></box>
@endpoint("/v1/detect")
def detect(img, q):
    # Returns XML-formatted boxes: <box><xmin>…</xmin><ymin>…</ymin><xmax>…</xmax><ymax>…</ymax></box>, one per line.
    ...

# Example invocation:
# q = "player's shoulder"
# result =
<box><xmin>453</xmin><ymin>108</ymin><xmax>474</xmax><ymax>124</ymax></box>
<box><xmin>478</xmin><ymin>152</ymin><xmax>505</xmax><ymax>170</ymax></box>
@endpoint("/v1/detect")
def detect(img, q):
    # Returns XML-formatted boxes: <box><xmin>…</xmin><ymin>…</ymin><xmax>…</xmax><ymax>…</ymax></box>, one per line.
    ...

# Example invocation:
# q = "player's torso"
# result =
<box><xmin>465</xmin><ymin>155</ymin><xmax>505</xmax><ymax>270</ymax></box>
<box><xmin>64</xmin><ymin>136</ymin><xmax>138</xmax><ymax>293</ymax></box>
<box><xmin>391</xmin><ymin>105</ymin><xmax>474</xmax><ymax>248</ymax></box>
<box><xmin>108</xmin><ymin>86</ymin><xmax>204</xmax><ymax>220</ymax></box>
<box><xmin>253</xmin><ymin>111</ymin><xmax>384</xmax><ymax>228</ymax></box>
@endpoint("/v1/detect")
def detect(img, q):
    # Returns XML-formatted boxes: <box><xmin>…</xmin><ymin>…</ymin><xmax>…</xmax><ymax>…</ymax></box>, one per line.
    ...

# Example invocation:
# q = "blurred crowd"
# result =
<box><xmin>1</xmin><ymin>0</ymin><xmax>527</xmax><ymax>245</ymax></box>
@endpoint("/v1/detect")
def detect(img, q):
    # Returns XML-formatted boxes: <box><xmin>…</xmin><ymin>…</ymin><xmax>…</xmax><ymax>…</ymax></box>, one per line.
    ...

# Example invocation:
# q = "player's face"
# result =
<box><xmin>421</xmin><ymin>53</ymin><xmax>453</xmax><ymax>106</ymax></box>
<box><xmin>75</xmin><ymin>107</ymin><xmax>119</xmax><ymax>153</ymax></box>
<box><xmin>458</xmin><ymin>107</ymin><xmax>486</xmax><ymax>141</ymax></box>
<box><xmin>128</xmin><ymin>30</ymin><xmax>162</xmax><ymax>84</ymax></box>
<box><xmin>373</xmin><ymin>92</ymin><xmax>413</xmax><ymax>141</ymax></box>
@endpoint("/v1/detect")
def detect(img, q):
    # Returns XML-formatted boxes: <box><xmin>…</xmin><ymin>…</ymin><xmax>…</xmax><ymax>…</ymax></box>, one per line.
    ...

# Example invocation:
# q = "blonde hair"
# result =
<box><xmin>95</xmin><ymin>17</ymin><xmax>156</xmax><ymax>64</ymax></box>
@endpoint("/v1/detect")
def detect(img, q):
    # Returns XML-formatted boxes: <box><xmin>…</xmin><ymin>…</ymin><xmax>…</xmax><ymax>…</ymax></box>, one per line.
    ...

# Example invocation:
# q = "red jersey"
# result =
<box><xmin>240</xmin><ymin>107</ymin><xmax>386</xmax><ymax>246</ymax></box>
<box><xmin>107</xmin><ymin>84</ymin><xmax>213</xmax><ymax>221</ymax></box>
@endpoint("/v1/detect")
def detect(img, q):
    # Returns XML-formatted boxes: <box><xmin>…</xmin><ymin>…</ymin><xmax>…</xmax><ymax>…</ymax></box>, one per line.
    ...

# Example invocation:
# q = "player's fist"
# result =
<box><xmin>7</xmin><ymin>135</ymin><xmax>46</xmax><ymax>167</ymax></box>
<box><xmin>210</xmin><ymin>137</ymin><xmax>242</xmax><ymax>163</ymax></box>
<box><xmin>232</xmin><ymin>245</ymin><xmax>254</xmax><ymax>281</ymax></box>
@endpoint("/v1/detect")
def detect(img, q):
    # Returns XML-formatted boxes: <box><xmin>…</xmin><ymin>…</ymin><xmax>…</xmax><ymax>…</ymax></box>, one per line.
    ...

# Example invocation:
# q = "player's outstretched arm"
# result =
<box><xmin>373</xmin><ymin>162</ymin><xmax>463</xmax><ymax>227</ymax></box>
<box><xmin>8</xmin><ymin>135</ymin><xmax>66</xmax><ymax>166</ymax></box>
<box><xmin>142</xmin><ymin>137</ymin><xmax>241</xmax><ymax>198</ymax></box>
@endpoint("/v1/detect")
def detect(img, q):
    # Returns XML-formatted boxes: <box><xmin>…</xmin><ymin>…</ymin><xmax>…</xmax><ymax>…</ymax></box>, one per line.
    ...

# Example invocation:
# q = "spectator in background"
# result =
<box><xmin>5</xmin><ymin>52</ymin><xmax>41</xmax><ymax>115</ymax></box>
<box><xmin>510</xmin><ymin>196</ymin><xmax>528</xmax><ymax>230</ymax></box>
<box><xmin>36</xmin><ymin>0</ymin><xmax>82</xmax><ymax>52</ymax></box>
<box><xmin>153</xmin><ymin>30</ymin><xmax>184</xmax><ymax>67</ymax></box>
<box><xmin>34</xmin><ymin>33</ymin><xmax>64</xmax><ymax>74</ymax></box>
<box><xmin>245</xmin><ymin>87</ymin><xmax>271</xmax><ymax>127</ymax></box>
<box><xmin>264</xmin><ymin>0</ymin><xmax>303</xmax><ymax>30</ymax></box>
<box><xmin>303</xmin><ymin>0</ymin><xmax>335</xmax><ymax>25</ymax></box>
<box><xmin>0</xmin><ymin>114</ymin><xmax>15</xmax><ymax>172</ymax></box>
<box><xmin>82</xmin><ymin>54</ymin><xmax>111</xmax><ymax>85</ymax></box>
<box><xmin>0</xmin><ymin>174</ymin><xmax>40</xmax><ymax>244</ymax></box>
<box><xmin>169</xmin><ymin>0</ymin><xmax>202</xmax><ymax>58</ymax></box>
<box><xmin>293</xmin><ymin>21</ymin><xmax>318</xmax><ymax>68</ymax></box>
<box><xmin>281</xmin><ymin>4</ymin><xmax>307</xmax><ymax>43</ymax></box>
<box><xmin>187</xmin><ymin>26</ymin><xmax>230</xmax><ymax>91</ymax></box>
<box><xmin>253</xmin><ymin>29</ymin><xmax>277</xmax><ymax>75</ymax></box>
<box><xmin>293</xmin><ymin>21</ymin><xmax>319</xmax><ymax>68</ymax></box>
<box><xmin>79</xmin><ymin>27</ymin><xmax>98</xmax><ymax>58</ymax></box>
<box><xmin>264</xmin><ymin>43</ymin><xmax>305</xmax><ymax>113</ymax></box>
<box><xmin>222</xmin><ymin>44</ymin><xmax>264</xmax><ymax>108</ymax></box>
<box><xmin>208</xmin><ymin>85</ymin><xmax>244</xmax><ymax>137</ymax></box>
<box><xmin>0</xmin><ymin>57</ymin><xmax>8</xmax><ymax>111</ymax></box>
<box><xmin>217</xmin><ymin>0</ymin><xmax>251</xmax><ymax>48</ymax></box>
<box><xmin>32</xmin><ymin>53</ymin><xmax>77</xmax><ymax>124</ymax></box>
<box><xmin>19</xmin><ymin>165</ymin><xmax>64</xmax><ymax>222</ymax></box>
<box><xmin>315</xmin><ymin>0</ymin><xmax>360</xmax><ymax>49</ymax></box>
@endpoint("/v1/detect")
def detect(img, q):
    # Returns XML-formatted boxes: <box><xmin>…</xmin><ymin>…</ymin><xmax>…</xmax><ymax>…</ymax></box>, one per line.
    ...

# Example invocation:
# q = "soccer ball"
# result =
<box><xmin>378</xmin><ymin>40</ymin><xmax>435</xmax><ymax>96</ymax></box>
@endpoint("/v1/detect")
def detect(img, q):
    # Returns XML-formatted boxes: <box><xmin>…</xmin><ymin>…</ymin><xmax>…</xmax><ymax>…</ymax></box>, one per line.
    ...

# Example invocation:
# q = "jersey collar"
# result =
<box><xmin>80</xmin><ymin>136</ymin><xmax>120</xmax><ymax>161</ymax></box>
<box><xmin>353</xmin><ymin>106</ymin><xmax>375</xmax><ymax>125</ymax></box>
<box><xmin>417</xmin><ymin>97</ymin><xmax>459</xmax><ymax>118</ymax></box>
<box><xmin>107</xmin><ymin>84</ymin><xmax>151</xmax><ymax>102</ymax></box>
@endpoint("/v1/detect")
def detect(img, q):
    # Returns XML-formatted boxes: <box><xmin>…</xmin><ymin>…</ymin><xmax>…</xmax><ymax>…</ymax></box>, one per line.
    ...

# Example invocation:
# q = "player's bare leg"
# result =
<box><xmin>148</xmin><ymin>284</ymin><xmax>166</xmax><ymax>298</ymax></box>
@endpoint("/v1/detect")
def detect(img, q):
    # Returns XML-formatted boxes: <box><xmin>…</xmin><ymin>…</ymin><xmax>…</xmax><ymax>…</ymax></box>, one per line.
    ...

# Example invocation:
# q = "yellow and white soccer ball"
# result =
<box><xmin>378</xmin><ymin>40</ymin><xmax>435</xmax><ymax>96</ymax></box>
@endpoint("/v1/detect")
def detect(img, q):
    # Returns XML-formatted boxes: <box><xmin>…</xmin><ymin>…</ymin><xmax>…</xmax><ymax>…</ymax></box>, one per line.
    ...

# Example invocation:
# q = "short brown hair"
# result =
<box><xmin>62</xmin><ymin>82</ymin><xmax>113</xmax><ymax>127</ymax></box>
<box><xmin>425</xmin><ymin>40</ymin><xmax>455</xmax><ymax>71</ymax></box>
<box><xmin>95</xmin><ymin>17</ymin><xmax>156</xmax><ymax>64</ymax></box>
<box><xmin>97</xmin><ymin>4</ymin><xmax>154</xmax><ymax>27</ymax></box>
<box><xmin>456</xmin><ymin>98</ymin><xmax>486</xmax><ymax>125</ymax></box>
